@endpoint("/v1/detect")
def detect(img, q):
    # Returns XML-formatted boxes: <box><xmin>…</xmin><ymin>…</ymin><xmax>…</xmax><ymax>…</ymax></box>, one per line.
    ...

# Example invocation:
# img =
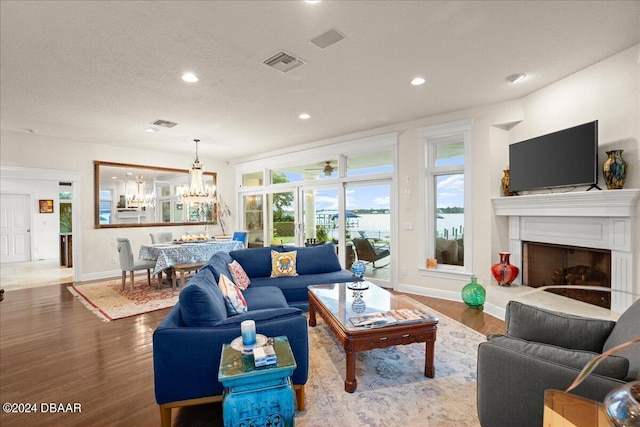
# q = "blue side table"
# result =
<box><xmin>218</xmin><ymin>336</ymin><xmax>297</xmax><ymax>427</ymax></box>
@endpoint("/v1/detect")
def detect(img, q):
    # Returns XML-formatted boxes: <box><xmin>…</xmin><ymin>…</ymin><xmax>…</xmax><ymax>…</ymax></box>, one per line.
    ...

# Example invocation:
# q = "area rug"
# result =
<box><xmin>67</xmin><ymin>278</ymin><xmax>179</xmax><ymax>322</ymax></box>
<box><xmin>176</xmin><ymin>298</ymin><xmax>486</xmax><ymax>427</ymax></box>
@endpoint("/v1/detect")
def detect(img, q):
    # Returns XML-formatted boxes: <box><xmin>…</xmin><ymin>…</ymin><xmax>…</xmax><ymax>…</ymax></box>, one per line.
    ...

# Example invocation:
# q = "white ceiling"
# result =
<box><xmin>1</xmin><ymin>1</ymin><xmax>638</xmax><ymax>161</ymax></box>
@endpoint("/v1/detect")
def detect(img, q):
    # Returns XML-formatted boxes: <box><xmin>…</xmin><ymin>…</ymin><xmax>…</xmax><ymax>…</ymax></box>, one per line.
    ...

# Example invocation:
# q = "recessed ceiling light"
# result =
<box><xmin>305</xmin><ymin>0</ymin><xmax>321</xmax><ymax>3</ymax></box>
<box><xmin>411</xmin><ymin>77</ymin><xmax>426</xmax><ymax>86</ymax></box>
<box><xmin>299</xmin><ymin>113</ymin><xmax>311</xmax><ymax>120</ymax></box>
<box><xmin>182</xmin><ymin>72</ymin><xmax>199</xmax><ymax>83</ymax></box>
<box><xmin>505</xmin><ymin>73</ymin><xmax>526</xmax><ymax>84</ymax></box>
<box><xmin>145</xmin><ymin>128</ymin><xmax>158</xmax><ymax>133</ymax></box>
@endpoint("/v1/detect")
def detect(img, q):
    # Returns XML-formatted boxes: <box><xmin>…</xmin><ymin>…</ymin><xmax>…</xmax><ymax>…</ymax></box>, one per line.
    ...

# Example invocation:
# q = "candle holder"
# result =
<box><xmin>230</xmin><ymin>334</ymin><xmax>268</xmax><ymax>355</ymax></box>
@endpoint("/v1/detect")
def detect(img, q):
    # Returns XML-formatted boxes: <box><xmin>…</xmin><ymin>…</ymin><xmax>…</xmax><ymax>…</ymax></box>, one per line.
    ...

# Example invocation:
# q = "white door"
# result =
<box><xmin>0</xmin><ymin>194</ymin><xmax>32</xmax><ymax>263</ymax></box>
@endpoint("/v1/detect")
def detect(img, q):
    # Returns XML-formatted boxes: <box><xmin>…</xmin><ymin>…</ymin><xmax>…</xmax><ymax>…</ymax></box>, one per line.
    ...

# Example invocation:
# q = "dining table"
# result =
<box><xmin>139</xmin><ymin>240</ymin><xmax>244</xmax><ymax>276</ymax></box>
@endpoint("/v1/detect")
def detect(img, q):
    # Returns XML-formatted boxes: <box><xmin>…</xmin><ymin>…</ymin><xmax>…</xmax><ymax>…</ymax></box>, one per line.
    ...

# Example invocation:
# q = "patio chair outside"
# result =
<box><xmin>352</xmin><ymin>238</ymin><xmax>390</xmax><ymax>268</ymax></box>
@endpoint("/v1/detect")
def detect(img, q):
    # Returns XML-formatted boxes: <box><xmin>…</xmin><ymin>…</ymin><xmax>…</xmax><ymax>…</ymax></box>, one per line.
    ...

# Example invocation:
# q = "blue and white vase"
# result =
<box><xmin>351</xmin><ymin>261</ymin><xmax>366</xmax><ymax>282</ymax></box>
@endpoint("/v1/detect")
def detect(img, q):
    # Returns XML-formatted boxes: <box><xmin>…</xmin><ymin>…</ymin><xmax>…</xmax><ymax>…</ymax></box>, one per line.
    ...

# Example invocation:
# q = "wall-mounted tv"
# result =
<box><xmin>509</xmin><ymin>121</ymin><xmax>598</xmax><ymax>193</ymax></box>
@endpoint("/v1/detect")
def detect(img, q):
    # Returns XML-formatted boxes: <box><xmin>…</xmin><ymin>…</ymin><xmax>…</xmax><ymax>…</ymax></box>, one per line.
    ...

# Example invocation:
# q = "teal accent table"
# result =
<box><xmin>218</xmin><ymin>336</ymin><xmax>297</xmax><ymax>427</ymax></box>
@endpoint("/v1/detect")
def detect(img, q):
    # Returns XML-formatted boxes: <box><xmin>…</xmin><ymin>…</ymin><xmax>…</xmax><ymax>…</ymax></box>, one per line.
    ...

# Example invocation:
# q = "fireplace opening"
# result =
<box><xmin>523</xmin><ymin>242</ymin><xmax>612</xmax><ymax>309</ymax></box>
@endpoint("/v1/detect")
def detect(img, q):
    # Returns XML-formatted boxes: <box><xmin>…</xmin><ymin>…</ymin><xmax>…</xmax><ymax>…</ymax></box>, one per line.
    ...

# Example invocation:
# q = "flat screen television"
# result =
<box><xmin>509</xmin><ymin>121</ymin><xmax>598</xmax><ymax>193</ymax></box>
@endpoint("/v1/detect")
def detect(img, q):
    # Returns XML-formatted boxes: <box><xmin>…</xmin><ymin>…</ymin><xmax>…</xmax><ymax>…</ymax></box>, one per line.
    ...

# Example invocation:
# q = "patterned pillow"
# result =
<box><xmin>227</xmin><ymin>260</ymin><xmax>251</xmax><ymax>290</ymax></box>
<box><xmin>270</xmin><ymin>250</ymin><xmax>298</xmax><ymax>277</ymax></box>
<box><xmin>218</xmin><ymin>275</ymin><xmax>247</xmax><ymax>315</ymax></box>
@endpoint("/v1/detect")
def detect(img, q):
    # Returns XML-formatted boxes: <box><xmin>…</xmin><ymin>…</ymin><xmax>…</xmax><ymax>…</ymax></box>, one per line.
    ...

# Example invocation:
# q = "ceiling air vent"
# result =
<box><xmin>262</xmin><ymin>51</ymin><xmax>306</xmax><ymax>73</ymax></box>
<box><xmin>310</xmin><ymin>29</ymin><xmax>345</xmax><ymax>49</ymax></box>
<box><xmin>151</xmin><ymin>119</ymin><xmax>178</xmax><ymax>128</ymax></box>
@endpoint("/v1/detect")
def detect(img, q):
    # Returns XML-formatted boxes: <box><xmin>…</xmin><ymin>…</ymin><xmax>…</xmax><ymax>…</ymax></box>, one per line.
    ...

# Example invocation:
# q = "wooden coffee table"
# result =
<box><xmin>308</xmin><ymin>282</ymin><xmax>439</xmax><ymax>392</ymax></box>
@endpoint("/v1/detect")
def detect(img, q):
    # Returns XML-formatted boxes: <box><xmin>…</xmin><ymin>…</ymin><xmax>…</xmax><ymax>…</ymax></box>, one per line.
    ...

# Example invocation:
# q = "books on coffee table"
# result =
<box><xmin>253</xmin><ymin>344</ymin><xmax>277</xmax><ymax>367</ymax></box>
<box><xmin>349</xmin><ymin>309</ymin><xmax>427</xmax><ymax>328</ymax></box>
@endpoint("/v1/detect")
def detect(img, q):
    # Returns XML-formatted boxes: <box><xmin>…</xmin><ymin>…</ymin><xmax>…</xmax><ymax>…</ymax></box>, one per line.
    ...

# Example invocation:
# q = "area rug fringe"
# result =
<box><xmin>68</xmin><ymin>285</ymin><xmax>112</xmax><ymax>322</ymax></box>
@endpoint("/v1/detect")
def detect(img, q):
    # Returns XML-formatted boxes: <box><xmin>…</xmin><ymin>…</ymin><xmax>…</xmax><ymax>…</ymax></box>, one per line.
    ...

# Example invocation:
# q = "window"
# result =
<box><xmin>347</xmin><ymin>151</ymin><xmax>393</xmax><ymax>176</ymax></box>
<box><xmin>242</xmin><ymin>171</ymin><xmax>264</xmax><ymax>187</ymax></box>
<box><xmin>422</xmin><ymin>120</ymin><xmax>471</xmax><ymax>274</ymax></box>
<box><xmin>99</xmin><ymin>190</ymin><xmax>112</xmax><ymax>225</ymax></box>
<box><xmin>271</xmin><ymin>159</ymin><xmax>339</xmax><ymax>183</ymax></box>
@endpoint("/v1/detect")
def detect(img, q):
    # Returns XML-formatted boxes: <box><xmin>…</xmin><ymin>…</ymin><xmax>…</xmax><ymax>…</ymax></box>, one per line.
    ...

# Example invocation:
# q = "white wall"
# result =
<box><xmin>1</xmin><ymin>45</ymin><xmax>637</xmax><ymax>308</ymax></box>
<box><xmin>390</xmin><ymin>44</ymin><xmax>638</xmax><ymax>309</ymax></box>
<box><xmin>0</xmin><ymin>131</ymin><xmax>235</xmax><ymax>281</ymax></box>
<box><xmin>510</xmin><ymin>44</ymin><xmax>640</xmax><ymax>299</ymax></box>
<box><xmin>231</xmin><ymin>45</ymin><xmax>640</xmax><ymax>312</ymax></box>
<box><xmin>511</xmin><ymin>45</ymin><xmax>639</xmax><ymax>189</ymax></box>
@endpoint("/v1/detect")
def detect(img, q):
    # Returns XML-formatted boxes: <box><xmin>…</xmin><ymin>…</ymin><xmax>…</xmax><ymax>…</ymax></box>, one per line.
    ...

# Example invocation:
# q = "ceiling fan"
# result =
<box><xmin>305</xmin><ymin>161</ymin><xmax>335</xmax><ymax>176</ymax></box>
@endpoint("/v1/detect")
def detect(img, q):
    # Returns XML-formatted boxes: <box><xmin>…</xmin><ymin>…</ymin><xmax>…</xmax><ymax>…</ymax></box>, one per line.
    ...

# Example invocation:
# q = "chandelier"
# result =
<box><xmin>126</xmin><ymin>174</ymin><xmax>154</xmax><ymax>208</ymax></box>
<box><xmin>180</xmin><ymin>139</ymin><xmax>215</xmax><ymax>205</ymax></box>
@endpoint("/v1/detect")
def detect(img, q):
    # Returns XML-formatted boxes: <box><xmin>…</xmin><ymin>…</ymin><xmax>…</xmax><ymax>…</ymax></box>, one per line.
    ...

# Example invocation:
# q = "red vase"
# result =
<box><xmin>491</xmin><ymin>252</ymin><xmax>519</xmax><ymax>286</ymax></box>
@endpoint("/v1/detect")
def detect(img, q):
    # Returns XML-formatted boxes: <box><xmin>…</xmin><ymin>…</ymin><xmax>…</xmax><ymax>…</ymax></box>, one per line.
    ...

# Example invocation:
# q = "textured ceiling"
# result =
<box><xmin>1</xmin><ymin>1</ymin><xmax>638</xmax><ymax>161</ymax></box>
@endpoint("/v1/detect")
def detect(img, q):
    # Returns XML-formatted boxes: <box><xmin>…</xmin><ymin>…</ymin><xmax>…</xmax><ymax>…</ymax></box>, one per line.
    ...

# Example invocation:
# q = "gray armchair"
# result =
<box><xmin>477</xmin><ymin>299</ymin><xmax>640</xmax><ymax>427</ymax></box>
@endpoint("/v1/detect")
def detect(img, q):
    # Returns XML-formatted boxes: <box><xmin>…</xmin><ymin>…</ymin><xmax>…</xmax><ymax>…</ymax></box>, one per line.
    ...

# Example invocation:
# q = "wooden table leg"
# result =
<box><xmin>345</xmin><ymin>350</ymin><xmax>357</xmax><ymax>392</ymax></box>
<box><xmin>180</xmin><ymin>270</ymin><xmax>186</xmax><ymax>288</ymax></box>
<box><xmin>424</xmin><ymin>339</ymin><xmax>435</xmax><ymax>378</ymax></box>
<box><xmin>308</xmin><ymin>302</ymin><xmax>317</xmax><ymax>327</ymax></box>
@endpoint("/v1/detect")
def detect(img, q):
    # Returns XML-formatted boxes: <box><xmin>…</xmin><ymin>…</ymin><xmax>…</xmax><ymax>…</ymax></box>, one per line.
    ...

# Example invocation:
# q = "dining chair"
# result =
<box><xmin>116</xmin><ymin>238</ymin><xmax>157</xmax><ymax>292</ymax></box>
<box><xmin>150</xmin><ymin>232</ymin><xmax>173</xmax><ymax>244</ymax></box>
<box><xmin>232</xmin><ymin>231</ymin><xmax>249</xmax><ymax>248</ymax></box>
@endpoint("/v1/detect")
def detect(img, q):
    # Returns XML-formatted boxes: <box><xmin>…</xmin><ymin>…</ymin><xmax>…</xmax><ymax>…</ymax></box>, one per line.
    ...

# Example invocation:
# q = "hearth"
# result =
<box><xmin>523</xmin><ymin>242</ymin><xmax>611</xmax><ymax>309</ymax></box>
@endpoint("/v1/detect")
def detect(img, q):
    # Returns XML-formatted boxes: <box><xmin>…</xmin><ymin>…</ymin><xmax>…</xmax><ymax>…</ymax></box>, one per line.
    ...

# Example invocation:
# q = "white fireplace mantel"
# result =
<box><xmin>493</xmin><ymin>189</ymin><xmax>640</xmax><ymax>218</ymax></box>
<box><xmin>492</xmin><ymin>189</ymin><xmax>640</xmax><ymax>313</ymax></box>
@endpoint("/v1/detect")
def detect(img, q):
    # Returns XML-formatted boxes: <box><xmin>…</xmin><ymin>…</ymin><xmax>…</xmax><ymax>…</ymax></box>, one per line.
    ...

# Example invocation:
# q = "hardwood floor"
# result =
<box><xmin>0</xmin><ymin>282</ymin><xmax>504</xmax><ymax>427</ymax></box>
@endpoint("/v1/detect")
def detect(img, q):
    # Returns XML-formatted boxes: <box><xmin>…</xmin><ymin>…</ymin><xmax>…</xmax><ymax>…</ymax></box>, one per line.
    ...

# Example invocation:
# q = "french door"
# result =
<box><xmin>300</xmin><ymin>181</ymin><xmax>391</xmax><ymax>287</ymax></box>
<box><xmin>241</xmin><ymin>180</ymin><xmax>392</xmax><ymax>288</ymax></box>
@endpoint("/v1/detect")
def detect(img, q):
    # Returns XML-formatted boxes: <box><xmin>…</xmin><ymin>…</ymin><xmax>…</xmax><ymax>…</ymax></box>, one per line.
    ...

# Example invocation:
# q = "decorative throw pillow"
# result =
<box><xmin>270</xmin><ymin>250</ymin><xmax>298</xmax><ymax>277</ymax></box>
<box><xmin>218</xmin><ymin>275</ymin><xmax>247</xmax><ymax>315</ymax></box>
<box><xmin>227</xmin><ymin>260</ymin><xmax>251</xmax><ymax>290</ymax></box>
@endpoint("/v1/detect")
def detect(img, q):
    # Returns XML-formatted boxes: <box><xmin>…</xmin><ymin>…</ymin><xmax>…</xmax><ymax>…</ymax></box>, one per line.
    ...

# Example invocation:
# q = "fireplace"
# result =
<box><xmin>493</xmin><ymin>189</ymin><xmax>640</xmax><ymax>313</ymax></box>
<box><xmin>523</xmin><ymin>242</ymin><xmax>611</xmax><ymax>309</ymax></box>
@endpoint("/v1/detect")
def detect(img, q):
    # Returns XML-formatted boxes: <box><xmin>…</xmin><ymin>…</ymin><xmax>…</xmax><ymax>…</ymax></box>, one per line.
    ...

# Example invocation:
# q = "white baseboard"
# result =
<box><xmin>81</xmin><ymin>270</ymin><xmax>121</xmax><ymax>282</ymax></box>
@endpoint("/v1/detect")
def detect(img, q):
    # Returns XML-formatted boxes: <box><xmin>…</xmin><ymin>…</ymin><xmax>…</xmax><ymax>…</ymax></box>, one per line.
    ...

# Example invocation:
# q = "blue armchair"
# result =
<box><xmin>153</xmin><ymin>266</ymin><xmax>309</xmax><ymax>427</ymax></box>
<box><xmin>231</xmin><ymin>231</ymin><xmax>249</xmax><ymax>248</ymax></box>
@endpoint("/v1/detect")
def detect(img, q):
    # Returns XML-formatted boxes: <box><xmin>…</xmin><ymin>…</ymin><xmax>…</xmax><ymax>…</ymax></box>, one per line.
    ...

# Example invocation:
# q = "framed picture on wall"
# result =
<box><xmin>39</xmin><ymin>199</ymin><xmax>54</xmax><ymax>213</ymax></box>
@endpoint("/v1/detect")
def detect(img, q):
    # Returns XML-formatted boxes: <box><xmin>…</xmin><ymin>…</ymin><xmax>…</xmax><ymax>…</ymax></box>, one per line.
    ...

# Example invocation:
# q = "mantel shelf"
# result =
<box><xmin>492</xmin><ymin>189</ymin><xmax>640</xmax><ymax>218</ymax></box>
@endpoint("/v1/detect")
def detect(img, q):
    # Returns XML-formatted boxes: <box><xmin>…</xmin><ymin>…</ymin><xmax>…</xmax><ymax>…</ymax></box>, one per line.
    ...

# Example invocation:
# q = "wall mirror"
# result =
<box><xmin>94</xmin><ymin>161</ymin><xmax>217</xmax><ymax>229</ymax></box>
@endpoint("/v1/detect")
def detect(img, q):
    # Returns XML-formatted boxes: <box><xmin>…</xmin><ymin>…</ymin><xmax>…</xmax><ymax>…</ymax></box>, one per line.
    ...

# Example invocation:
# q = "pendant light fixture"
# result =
<box><xmin>126</xmin><ymin>174</ymin><xmax>154</xmax><ymax>208</ymax></box>
<box><xmin>180</xmin><ymin>139</ymin><xmax>215</xmax><ymax>205</ymax></box>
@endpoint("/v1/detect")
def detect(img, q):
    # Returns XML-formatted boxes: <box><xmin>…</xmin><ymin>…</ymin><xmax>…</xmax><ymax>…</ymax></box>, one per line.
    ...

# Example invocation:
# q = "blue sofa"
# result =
<box><xmin>153</xmin><ymin>243</ymin><xmax>351</xmax><ymax>426</ymax></box>
<box><xmin>225</xmin><ymin>244</ymin><xmax>354</xmax><ymax>308</ymax></box>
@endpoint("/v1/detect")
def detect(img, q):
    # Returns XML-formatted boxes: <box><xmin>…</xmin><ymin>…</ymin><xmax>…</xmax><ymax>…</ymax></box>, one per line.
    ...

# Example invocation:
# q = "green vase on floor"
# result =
<box><xmin>462</xmin><ymin>275</ymin><xmax>485</xmax><ymax>309</ymax></box>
